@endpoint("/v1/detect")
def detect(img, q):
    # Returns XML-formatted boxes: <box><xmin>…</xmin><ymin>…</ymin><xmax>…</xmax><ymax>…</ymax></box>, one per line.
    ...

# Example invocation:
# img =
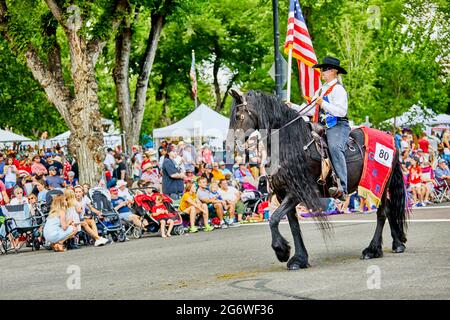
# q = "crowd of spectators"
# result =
<box><xmin>1</xmin><ymin>127</ymin><xmax>449</xmax><ymax>253</ymax></box>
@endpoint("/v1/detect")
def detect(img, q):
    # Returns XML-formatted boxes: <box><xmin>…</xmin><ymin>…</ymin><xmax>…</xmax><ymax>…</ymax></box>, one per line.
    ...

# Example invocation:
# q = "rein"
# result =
<box><xmin>236</xmin><ymin>97</ymin><xmax>318</xmax><ymax>150</ymax></box>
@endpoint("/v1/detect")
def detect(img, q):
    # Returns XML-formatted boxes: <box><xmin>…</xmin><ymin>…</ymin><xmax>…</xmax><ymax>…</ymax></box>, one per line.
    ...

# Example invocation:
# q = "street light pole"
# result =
<box><xmin>272</xmin><ymin>0</ymin><xmax>282</xmax><ymax>98</ymax></box>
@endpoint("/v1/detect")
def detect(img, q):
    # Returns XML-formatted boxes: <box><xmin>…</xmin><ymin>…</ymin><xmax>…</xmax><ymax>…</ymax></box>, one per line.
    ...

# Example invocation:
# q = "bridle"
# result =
<box><xmin>233</xmin><ymin>93</ymin><xmax>319</xmax><ymax>150</ymax></box>
<box><xmin>234</xmin><ymin>95</ymin><xmax>252</xmax><ymax>121</ymax></box>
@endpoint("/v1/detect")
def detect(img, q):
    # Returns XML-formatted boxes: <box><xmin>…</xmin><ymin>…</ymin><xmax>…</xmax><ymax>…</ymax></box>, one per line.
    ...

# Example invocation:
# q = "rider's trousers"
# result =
<box><xmin>326</xmin><ymin>120</ymin><xmax>351</xmax><ymax>193</ymax></box>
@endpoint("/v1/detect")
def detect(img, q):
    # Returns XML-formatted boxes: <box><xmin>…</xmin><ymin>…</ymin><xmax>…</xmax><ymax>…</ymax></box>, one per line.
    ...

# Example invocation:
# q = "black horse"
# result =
<box><xmin>228</xmin><ymin>90</ymin><xmax>408</xmax><ymax>270</ymax></box>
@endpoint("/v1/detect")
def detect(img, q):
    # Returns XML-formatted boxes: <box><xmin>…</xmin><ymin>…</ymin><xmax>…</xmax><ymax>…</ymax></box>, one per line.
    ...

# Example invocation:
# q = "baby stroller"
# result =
<box><xmin>241</xmin><ymin>175</ymin><xmax>270</xmax><ymax>219</ymax></box>
<box><xmin>0</xmin><ymin>204</ymin><xmax>41</xmax><ymax>254</ymax></box>
<box><xmin>88</xmin><ymin>188</ymin><xmax>126</xmax><ymax>242</ymax></box>
<box><xmin>133</xmin><ymin>192</ymin><xmax>185</xmax><ymax>238</ymax></box>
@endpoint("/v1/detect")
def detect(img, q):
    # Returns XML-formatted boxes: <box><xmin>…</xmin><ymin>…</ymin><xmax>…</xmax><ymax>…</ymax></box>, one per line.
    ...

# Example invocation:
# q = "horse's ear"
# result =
<box><xmin>230</xmin><ymin>89</ymin><xmax>243</xmax><ymax>102</ymax></box>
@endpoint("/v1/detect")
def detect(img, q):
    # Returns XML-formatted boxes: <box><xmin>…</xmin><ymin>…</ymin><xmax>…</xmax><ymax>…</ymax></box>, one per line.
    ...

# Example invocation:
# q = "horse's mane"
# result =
<box><xmin>237</xmin><ymin>90</ymin><xmax>330</xmax><ymax>232</ymax></box>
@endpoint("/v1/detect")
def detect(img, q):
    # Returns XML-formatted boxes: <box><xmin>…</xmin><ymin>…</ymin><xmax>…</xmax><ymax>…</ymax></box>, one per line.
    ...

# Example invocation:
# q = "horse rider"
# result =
<box><xmin>287</xmin><ymin>56</ymin><xmax>349</xmax><ymax>200</ymax></box>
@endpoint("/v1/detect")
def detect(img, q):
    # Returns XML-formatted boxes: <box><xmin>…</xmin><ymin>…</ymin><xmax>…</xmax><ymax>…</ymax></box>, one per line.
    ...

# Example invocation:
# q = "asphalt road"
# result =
<box><xmin>1</xmin><ymin>205</ymin><xmax>449</xmax><ymax>300</ymax></box>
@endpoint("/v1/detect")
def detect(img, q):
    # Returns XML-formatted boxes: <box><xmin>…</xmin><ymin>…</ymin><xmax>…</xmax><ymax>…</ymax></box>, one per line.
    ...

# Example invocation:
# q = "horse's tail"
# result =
<box><xmin>387</xmin><ymin>158</ymin><xmax>409</xmax><ymax>242</ymax></box>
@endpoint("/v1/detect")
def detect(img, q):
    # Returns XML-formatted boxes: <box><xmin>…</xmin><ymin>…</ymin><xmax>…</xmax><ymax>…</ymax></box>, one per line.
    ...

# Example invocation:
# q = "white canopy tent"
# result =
<box><xmin>0</xmin><ymin>129</ymin><xmax>36</xmax><ymax>149</ymax></box>
<box><xmin>152</xmin><ymin>104</ymin><xmax>230</xmax><ymax>150</ymax></box>
<box><xmin>384</xmin><ymin>105</ymin><xmax>450</xmax><ymax>129</ymax></box>
<box><xmin>49</xmin><ymin>130</ymin><xmax>123</xmax><ymax>148</ymax></box>
<box><xmin>0</xmin><ymin>129</ymin><xmax>34</xmax><ymax>143</ymax></box>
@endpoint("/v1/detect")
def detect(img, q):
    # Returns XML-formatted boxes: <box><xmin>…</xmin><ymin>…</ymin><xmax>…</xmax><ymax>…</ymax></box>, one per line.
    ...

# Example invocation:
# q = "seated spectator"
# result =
<box><xmin>141</xmin><ymin>162</ymin><xmax>162</xmax><ymax>190</ymax></box>
<box><xmin>218</xmin><ymin>179</ymin><xmax>244</xmax><ymax>224</ymax></box>
<box><xmin>74</xmin><ymin>185</ymin><xmax>109</xmax><ymax>247</ymax></box>
<box><xmin>195</xmin><ymin>162</ymin><xmax>206</xmax><ymax>177</ymax></box>
<box><xmin>43</xmin><ymin>195</ymin><xmax>78</xmax><ymax>252</ymax></box>
<box><xmin>45</xmin><ymin>166</ymin><xmax>66</xmax><ymax>189</ymax></box>
<box><xmin>408</xmin><ymin>157</ymin><xmax>425</xmax><ymax>206</ymax></box>
<box><xmin>435</xmin><ymin>159</ymin><xmax>450</xmax><ymax>183</ymax></box>
<box><xmin>196</xmin><ymin>177</ymin><xmax>227</xmax><ymax>228</ymax></box>
<box><xmin>183</xmin><ymin>168</ymin><xmax>196</xmax><ymax>184</ymax></box>
<box><xmin>202</xmin><ymin>164</ymin><xmax>214</xmax><ymax>184</ymax></box>
<box><xmin>218</xmin><ymin>161</ymin><xmax>232</xmax><ymax>176</ymax></box>
<box><xmin>110</xmin><ymin>187</ymin><xmax>147</xmax><ymax>229</ymax></box>
<box><xmin>116</xmin><ymin>179</ymin><xmax>134</xmax><ymax>202</ymax></box>
<box><xmin>211</xmin><ymin>163</ymin><xmax>225</xmax><ymax>182</ymax></box>
<box><xmin>4</xmin><ymin>156</ymin><xmax>18</xmax><ymax>189</ymax></box>
<box><xmin>10</xmin><ymin>186</ymin><xmax>29</xmax><ymax>205</ymax></box>
<box><xmin>179</xmin><ymin>182</ymin><xmax>213</xmax><ymax>233</ymax></box>
<box><xmin>65</xmin><ymin>171</ymin><xmax>78</xmax><ymax>187</ymax></box>
<box><xmin>234</xmin><ymin>163</ymin><xmax>257</xmax><ymax>190</ymax></box>
<box><xmin>421</xmin><ymin>160</ymin><xmax>437</xmax><ymax>204</ymax></box>
<box><xmin>64</xmin><ymin>188</ymin><xmax>82</xmax><ymax>249</ymax></box>
<box><xmin>34</xmin><ymin>179</ymin><xmax>48</xmax><ymax>202</ymax></box>
<box><xmin>0</xmin><ymin>179</ymin><xmax>10</xmax><ymax>205</ymax></box>
<box><xmin>151</xmin><ymin>195</ymin><xmax>176</xmax><ymax>238</ymax></box>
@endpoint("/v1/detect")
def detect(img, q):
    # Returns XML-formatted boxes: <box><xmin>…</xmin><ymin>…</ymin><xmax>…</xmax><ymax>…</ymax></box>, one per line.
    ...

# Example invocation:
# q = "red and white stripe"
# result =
<box><xmin>284</xmin><ymin>0</ymin><xmax>320</xmax><ymax>100</ymax></box>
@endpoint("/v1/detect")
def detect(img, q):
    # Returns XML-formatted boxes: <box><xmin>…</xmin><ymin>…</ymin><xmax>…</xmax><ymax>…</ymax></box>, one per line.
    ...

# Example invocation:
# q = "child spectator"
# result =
<box><xmin>408</xmin><ymin>157</ymin><xmax>425</xmax><ymax>206</ymax></box>
<box><xmin>4</xmin><ymin>156</ymin><xmax>18</xmax><ymax>189</ymax></box>
<box><xmin>151</xmin><ymin>195</ymin><xmax>175</xmax><ymax>238</ymax></box>
<box><xmin>10</xmin><ymin>186</ymin><xmax>28</xmax><ymax>205</ymax></box>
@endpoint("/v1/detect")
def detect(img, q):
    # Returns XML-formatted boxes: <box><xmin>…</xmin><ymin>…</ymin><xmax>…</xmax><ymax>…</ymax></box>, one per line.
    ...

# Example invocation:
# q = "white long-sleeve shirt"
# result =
<box><xmin>288</xmin><ymin>78</ymin><xmax>348</xmax><ymax>117</ymax></box>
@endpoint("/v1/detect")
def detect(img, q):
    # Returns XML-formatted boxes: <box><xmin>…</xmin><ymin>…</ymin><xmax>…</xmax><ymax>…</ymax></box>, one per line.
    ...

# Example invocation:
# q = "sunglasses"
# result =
<box><xmin>321</xmin><ymin>67</ymin><xmax>335</xmax><ymax>72</ymax></box>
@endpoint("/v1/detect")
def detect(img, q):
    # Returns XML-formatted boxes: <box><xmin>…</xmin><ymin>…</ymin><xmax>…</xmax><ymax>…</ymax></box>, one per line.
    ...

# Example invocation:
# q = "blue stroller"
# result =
<box><xmin>88</xmin><ymin>188</ymin><xmax>126</xmax><ymax>242</ymax></box>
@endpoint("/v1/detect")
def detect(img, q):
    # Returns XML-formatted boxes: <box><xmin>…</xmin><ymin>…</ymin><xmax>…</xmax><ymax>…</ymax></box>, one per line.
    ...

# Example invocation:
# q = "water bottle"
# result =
<box><xmin>263</xmin><ymin>208</ymin><xmax>270</xmax><ymax>221</ymax></box>
<box><xmin>354</xmin><ymin>199</ymin><xmax>360</xmax><ymax>211</ymax></box>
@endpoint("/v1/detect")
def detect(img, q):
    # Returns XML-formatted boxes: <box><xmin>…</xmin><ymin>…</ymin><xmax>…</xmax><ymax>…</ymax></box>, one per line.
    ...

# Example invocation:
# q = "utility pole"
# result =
<box><xmin>272</xmin><ymin>0</ymin><xmax>282</xmax><ymax>98</ymax></box>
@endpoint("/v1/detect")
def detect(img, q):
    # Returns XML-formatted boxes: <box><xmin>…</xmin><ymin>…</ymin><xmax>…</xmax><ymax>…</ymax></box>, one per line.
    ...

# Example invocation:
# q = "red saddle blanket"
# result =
<box><xmin>357</xmin><ymin>126</ymin><xmax>396</xmax><ymax>208</ymax></box>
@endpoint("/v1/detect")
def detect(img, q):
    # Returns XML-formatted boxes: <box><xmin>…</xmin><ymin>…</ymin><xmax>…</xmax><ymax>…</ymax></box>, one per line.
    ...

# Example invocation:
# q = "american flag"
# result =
<box><xmin>284</xmin><ymin>0</ymin><xmax>320</xmax><ymax>101</ymax></box>
<box><xmin>190</xmin><ymin>50</ymin><xmax>197</xmax><ymax>98</ymax></box>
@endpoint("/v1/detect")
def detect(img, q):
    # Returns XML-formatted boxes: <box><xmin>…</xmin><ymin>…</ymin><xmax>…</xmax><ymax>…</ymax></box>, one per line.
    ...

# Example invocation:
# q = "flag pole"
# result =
<box><xmin>192</xmin><ymin>49</ymin><xmax>198</xmax><ymax>108</ymax></box>
<box><xmin>286</xmin><ymin>47</ymin><xmax>293</xmax><ymax>102</ymax></box>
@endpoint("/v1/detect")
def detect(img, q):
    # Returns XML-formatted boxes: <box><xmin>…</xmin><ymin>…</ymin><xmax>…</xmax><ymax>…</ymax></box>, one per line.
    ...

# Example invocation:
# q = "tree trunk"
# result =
<box><xmin>113</xmin><ymin>15</ymin><xmax>133</xmax><ymax>154</ymax></box>
<box><xmin>1</xmin><ymin>0</ymin><xmax>128</xmax><ymax>185</ymax></box>
<box><xmin>66</xmin><ymin>34</ymin><xmax>105</xmax><ymax>185</ymax></box>
<box><xmin>213</xmin><ymin>46</ymin><xmax>222</xmax><ymax>111</ymax></box>
<box><xmin>115</xmin><ymin>10</ymin><xmax>165</xmax><ymax>153</ymax></box>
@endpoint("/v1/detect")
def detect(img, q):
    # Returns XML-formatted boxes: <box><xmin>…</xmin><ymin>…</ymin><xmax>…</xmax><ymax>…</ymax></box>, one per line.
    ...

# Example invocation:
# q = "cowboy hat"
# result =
<box><xmin>312</xmin><ymin>56</ymin><xmax>347</xmax><ymax>74</ymax></box>
<box><xmin>146</xmin><ymin>148</ymin><xmax>157</xmax><ymax>156</ymax></box>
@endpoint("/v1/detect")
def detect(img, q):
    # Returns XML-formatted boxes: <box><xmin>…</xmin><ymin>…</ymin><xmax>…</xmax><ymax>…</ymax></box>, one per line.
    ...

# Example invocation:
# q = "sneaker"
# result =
<box><xmin>203</xmin><ymin>224</ymin><xmax>214</xmax><ymax>232</ymax></box>
<box><xmin>188</xmin><ymin>226</ymin><xmax>199</xmax><ymax>233</ymax></box>
<box><xmin>220</xmin><ymin>220</ymin><xmax>228</xmax><ymax>229</ymax></box>
<box><xmin>226</xmin><ymin>218</ymin><xmax>235</xmax><ymax>227</ymax></box>
<box><xmin>414</xmin><ymin>202</ymin><xmax>423</xmax><ymax>207</ymax></box>
<box><xmin>95</xmin><ymin>237</ymin><xmax>109</xmax><ymax>247</ymax></box>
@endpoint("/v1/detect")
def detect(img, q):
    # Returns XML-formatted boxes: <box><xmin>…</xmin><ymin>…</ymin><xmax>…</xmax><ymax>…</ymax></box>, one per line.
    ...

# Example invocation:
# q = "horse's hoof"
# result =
<box><xmin>287</xmin><ymin>256</ymin><xmax>309</xmax><ymax>270</ymax></box>
<box><xmin>392</xmin><ymin>244</ymin><xmax>406</xmax><ymax>253</ymax></box>
<box><xmin>272</xmin><ymin>240</ymin><xmax>291</xmax><ymax>262</ymax></box>
<box><xmin>361</xmin><ymin>247</ymin><xmax>383</xmax><ymax>260</ymax></box>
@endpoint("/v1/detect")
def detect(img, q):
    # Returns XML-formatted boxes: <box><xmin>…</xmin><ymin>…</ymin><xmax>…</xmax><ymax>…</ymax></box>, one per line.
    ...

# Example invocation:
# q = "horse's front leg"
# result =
<box><xmin>270</xmin><ymin>195</ymin><xmax>295</xmax><ymax>262</ymax></box>
<box><xmin>286</xmin><ymin>209</ymin><xmax>310</xmax><ymax>270</ymax></box>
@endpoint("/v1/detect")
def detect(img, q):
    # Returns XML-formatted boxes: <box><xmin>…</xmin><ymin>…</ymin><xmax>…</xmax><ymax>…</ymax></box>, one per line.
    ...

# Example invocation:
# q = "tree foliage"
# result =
<box><xmin>0</xmin><ymin>0</ymin><xmax>448</xmax><ymax>140</ymax></box>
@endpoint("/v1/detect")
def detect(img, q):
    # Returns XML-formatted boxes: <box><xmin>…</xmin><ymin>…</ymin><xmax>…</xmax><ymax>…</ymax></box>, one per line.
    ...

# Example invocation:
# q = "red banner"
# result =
<box><xmin>358</xmin><ymin>126</ymin><xmax>396</xmax><ymax>207</ymax></box>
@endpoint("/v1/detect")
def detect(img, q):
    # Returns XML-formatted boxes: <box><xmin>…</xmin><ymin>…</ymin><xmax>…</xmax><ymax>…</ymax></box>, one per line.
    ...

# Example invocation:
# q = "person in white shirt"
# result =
<box><xmin>218</xmin><ymin>179</ymin><xmax>242</xmax><ymax>225</ymax></box>
<box><xmin>116</xmin><ymin>179</ymin><xmax>134</xmax><ymax>203</ymax></box>
<box><xmin>287</xmin><ymin>56</ymin><xmax>349</xmax><ymax>200</ymax></box>
<box><xmin>103</xmin><ymin>148</ymin><xmax>116</xmax><ymax>175</ymax></box>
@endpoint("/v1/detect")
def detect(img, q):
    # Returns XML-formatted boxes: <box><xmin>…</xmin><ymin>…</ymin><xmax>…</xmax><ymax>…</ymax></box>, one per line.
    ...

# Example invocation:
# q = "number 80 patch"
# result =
<box><xmin>374</xmin><ymin>142</ymin><xmax>394</xmax><ymax>168</ymax></box>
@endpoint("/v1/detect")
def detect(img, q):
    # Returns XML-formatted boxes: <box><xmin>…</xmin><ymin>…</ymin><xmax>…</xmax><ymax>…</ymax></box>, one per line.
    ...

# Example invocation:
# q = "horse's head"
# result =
<box><xmin>229</xmin><ymin>89</ymin><xmax>259</xmax><ymax>138</ymax></box>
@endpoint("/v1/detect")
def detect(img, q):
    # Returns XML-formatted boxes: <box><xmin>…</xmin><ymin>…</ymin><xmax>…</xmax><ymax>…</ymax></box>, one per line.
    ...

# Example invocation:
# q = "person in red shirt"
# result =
<box><xmin>418</xmin><ymin>132</ymin><xmax>430</xmax><ymax>154</ymax></box>
<box><xmin>151</xmin><ymin>195</ymin><xmax>175</xmax><ymax>238</ymax></box>
<box><xmin>408</xmin><ymin>157</ymin><xmax>425</xmax><ymax>206</ymax></box>
<box><xmin>0</xmin><ymin>180</ymin><xmax>10</xmax><ymax>205</ymax></box>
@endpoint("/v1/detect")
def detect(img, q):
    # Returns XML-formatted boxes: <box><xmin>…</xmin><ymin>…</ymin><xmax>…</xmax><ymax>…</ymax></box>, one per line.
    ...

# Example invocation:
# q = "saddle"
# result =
<box><xmin>305</xmin><ymin>122</ymin><xmax>365</xmax><ymax>188</ymax></box>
